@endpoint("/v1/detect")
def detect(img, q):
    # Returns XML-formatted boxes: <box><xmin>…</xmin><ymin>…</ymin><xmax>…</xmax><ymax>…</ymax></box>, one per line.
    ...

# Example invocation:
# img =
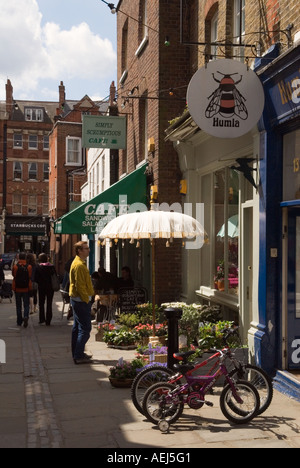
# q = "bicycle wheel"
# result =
<box><xmin>220</xmin><ymin>380</ymin><xmax>260</xmax><ymax>424</ymax></box>
<box><xmin>142</xmin><ymin>382</ymin><xmax>184</xmax><ymax>425</ymax></box>
<box><xmin>228</xmin><ymin>364</ymin><xmax>273</xmax><ymax>415</ymax></box>
<box><xmin>131</xmin><ymin>366</ymin><xmax>175</xmax><ymax>415</ymax></box>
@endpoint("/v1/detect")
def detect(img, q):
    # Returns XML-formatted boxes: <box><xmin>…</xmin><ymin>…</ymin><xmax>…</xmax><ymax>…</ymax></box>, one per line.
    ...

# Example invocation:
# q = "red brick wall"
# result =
<box><xmin>117</xmin><ymin>0</ymin><xmax>191</xmax><ymax>303</ymax></box>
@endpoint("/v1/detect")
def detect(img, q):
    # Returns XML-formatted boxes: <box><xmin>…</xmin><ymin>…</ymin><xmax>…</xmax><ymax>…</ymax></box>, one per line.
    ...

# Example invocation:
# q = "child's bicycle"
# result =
<box><xmin>142</xmin><ymin>346</ymin><xmax>260</xmax><ymax>432</ymax></box>
<box><xmin>131</xmin><ymin>328</ymin><xmax>273</xmax><ymax>417</ymax></box>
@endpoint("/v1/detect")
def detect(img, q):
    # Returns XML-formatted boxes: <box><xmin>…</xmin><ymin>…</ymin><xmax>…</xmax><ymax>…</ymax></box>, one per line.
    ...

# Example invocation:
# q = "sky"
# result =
<box><xmin>0</xmin><ymin>0</ymin><xmax>117</xmax><ymax>103</ymax></box>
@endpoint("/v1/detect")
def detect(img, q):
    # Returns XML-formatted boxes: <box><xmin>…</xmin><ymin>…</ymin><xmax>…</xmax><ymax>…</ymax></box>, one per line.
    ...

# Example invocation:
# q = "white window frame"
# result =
<box><xmin>13</xmin><ymin>193</ymin><xmax>22</xmax><ymax>215</ymax></box>
<box><xmin>13</xmin><ymin>134</ymin><xmax>23</xmax><ymax>149</ymax></box>
<box><xmin>43</xmin><ymin>163</ymin><xmax>49</xmax><ymax>181</ymax></box>
<box><xmin>13</xmin><ymin>161</ymin><xmax>23</xmax><ymax>180</ymax></box>
<box><xmin>43</xmin><ymin>135</ymin><xmax>49</xmax><ymax>150</ymax></box>
<box><xmin>28</xmin><ymin>162</ymin><xmax>38</xmax><ymax>180</ymax></box>
<box><xmin>42</xmin><ymin>194</ymin><xmax>49</xmax><ymax>215</ymax></box>
<box><xmin>66</xmin><ymin>137</ymin><xmax>82</xmax><ymax>166</ymax></box>
<box><xmin>25</xmin><ymin>108</ymin><xmax>44</xmax><ymax>122</ymax></box>
<box><xmin>233</xmin><ymin>0</ymin><xmax>245</xmax><ymax>61</ymax></box>
<box><xmin>28</xmin><ymin>135</ymin><xmax>38</xmax><ymax>150</ymax></box>
<box><xmin>28</xmin><ymin>194</ymin><xmax>37</xmax><ymax>215</ymax></box>
<box><xmin>211</xmin><ymin>12</ymin><xmax>218</xmax><ymax>60</ymax></box>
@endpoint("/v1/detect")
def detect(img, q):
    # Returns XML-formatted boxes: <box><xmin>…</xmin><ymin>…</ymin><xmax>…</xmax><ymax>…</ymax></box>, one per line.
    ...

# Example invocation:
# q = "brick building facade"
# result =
<box><xmin>116</xmin><ymin>0</ymin><xmax>192</xmax><ymax>303</ymax></box>
<box><xmin>49</xmin><ymin>82</ymin><xmax>109</xmax><ymax>274</ymax></box>
<box><xmin>0</xmin><ymin>79</ymin><xmax>57</xmax><ymax>254</ymax></box>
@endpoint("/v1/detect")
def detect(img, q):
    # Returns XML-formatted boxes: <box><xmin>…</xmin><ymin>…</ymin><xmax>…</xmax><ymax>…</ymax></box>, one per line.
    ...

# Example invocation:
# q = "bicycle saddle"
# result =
<box><xmin>173</xmin><ymin>350</ymin><xmax>195</xmax><ymax>362</ymax></box>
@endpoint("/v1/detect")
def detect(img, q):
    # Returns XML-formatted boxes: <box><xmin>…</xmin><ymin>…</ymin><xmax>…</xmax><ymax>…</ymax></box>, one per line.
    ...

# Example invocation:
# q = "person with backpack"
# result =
<box><xmin>12</xmin><ymin>252</ymin><xmax>32</xmax><ymax>328</ymax></box>
<box><xmin>35</xmin><ymin>253</ymin><xmax>57</xmax><ymax>326</ymax></box>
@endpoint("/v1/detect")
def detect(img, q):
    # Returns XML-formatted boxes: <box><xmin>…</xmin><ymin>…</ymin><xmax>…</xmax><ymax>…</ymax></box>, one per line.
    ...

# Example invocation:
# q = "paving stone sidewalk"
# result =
<box><xmin>1</xmin><ymin>287</ymin><xmax>300</xmax><ymax>448</ymax></box>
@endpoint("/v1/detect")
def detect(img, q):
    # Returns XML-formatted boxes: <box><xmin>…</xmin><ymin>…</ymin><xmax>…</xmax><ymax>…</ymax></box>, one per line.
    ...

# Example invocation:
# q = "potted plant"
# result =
<box><xmin>109</xmin><ymin>357</ymin><xmax>146</xmax><ymax>388</ymax></box>
<box><xmin>103</xmin><ymin>328</ymin><xmax>139</xmax><ymax>349</ymax></box>
<box><xmin>95</xmin><ymin>323</ymin><xmax>115</xmax><ymax>342</ymax></box>
<box><xmin>134</xmin><ymin>323</ymin><xmax>152</xmax><ymax>346</ymax></box>
<box><xmin>137</xmin><ymin>344</ymin><xmax>168</xmax><ymax>364</ymax></box>
<box><xmin>215</xmin><ymin>260</ymin><xmax>225</xmax><ymax>291</ymax></box>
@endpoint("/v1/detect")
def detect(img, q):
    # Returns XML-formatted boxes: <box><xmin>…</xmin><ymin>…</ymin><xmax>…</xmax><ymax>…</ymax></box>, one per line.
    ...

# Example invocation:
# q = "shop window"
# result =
<box><xmin>66</xmin><ymin>137</ymin><xmax>82</xmax><ymax>166</ymax></box>
<box><xmin>28</xmin><ymin>162</ymin><xmax>37</xmax><ymax>180</ymax></box>
<box><xmin>201</xmin><ymin>167</ymin><xmax>239</xmax><ymax>295</ymax></box>
<box><xmin>13</xmin><ymin>193</ymin><xmax>22</xmax><ymax>215</ymax></box>
<box><xmin>28</xmin><ymin>195</ymin><xmax>37</xmax><ymax>215</ymax></box>
<box><xmin>13</xmin><ymin>162</ymin><xmax>22</xmax><ymax>180</ymax></box>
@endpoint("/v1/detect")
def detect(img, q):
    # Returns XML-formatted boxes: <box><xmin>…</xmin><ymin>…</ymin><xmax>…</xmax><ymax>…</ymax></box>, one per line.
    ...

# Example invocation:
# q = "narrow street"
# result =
<box><xmin>1</xmin><ymin>271</ymin><xmax>300</xmax><ymax>449</ymax></box>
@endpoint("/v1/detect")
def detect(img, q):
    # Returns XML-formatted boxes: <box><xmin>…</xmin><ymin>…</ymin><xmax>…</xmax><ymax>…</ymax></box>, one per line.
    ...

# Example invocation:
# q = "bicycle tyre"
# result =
<box><xmin>131</xmin><ymin>365</ymin><xmax>175</xmax><ymax>415</ymax></box>
<box><xmin>142</xmin><ymin>382</ymin><xmax>184</xmax><ymax>425</ymax></box>
<box><xmin>220</xmin><ymin>380</ymin><xmax>260</xmax><ymax>425</ymax></box>
<box><xmin>228</xmin><ymin>364</ymin><xmax>273</xmax><ymax>415</ymax></box>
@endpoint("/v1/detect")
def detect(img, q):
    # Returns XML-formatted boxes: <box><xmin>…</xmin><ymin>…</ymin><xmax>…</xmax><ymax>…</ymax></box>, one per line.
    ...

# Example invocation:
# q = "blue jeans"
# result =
<box><xmin>71</xmin><ymin>300</ymin><xmax>92</xmax><ymax>360</ymax></box>
<box><xmin>15</xmin><ymin>292</ymin><xmax>30</xmax><ymax>326</ymax></box>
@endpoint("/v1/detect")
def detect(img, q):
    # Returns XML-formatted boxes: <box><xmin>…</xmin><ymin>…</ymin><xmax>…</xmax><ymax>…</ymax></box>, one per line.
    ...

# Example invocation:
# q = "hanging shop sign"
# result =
<box><xmin>187</xmin><ymin>59</ymin><xmax>265</xmax><ymax>138</ymax></box>
<box><xmin>82</xmin><ymin>115</ymin><xmax>127</xmax><ymax>149</ymax></box>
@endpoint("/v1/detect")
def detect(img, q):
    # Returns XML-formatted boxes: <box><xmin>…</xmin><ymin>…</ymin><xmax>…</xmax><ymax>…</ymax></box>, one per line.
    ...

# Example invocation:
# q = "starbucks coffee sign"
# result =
<box><xmin>187</xmin><ymin>59</ymin><xmax>265</xmax><ymax>138</ymax></box>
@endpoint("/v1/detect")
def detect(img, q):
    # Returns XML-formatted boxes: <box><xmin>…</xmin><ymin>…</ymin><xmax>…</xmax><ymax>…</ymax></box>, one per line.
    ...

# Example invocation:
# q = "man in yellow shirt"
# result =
<box><xmin>69</xmin><ymin>241</ymin><xmax>94</xmax><ymax>364</ymax></box>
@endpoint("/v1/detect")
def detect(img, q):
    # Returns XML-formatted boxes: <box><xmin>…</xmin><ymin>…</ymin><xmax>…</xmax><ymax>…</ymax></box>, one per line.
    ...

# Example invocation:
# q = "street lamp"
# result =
<box><xmin>100</xmin><ymin>0</ymin><xmax>117</xmax><ymax>14</ymax></box>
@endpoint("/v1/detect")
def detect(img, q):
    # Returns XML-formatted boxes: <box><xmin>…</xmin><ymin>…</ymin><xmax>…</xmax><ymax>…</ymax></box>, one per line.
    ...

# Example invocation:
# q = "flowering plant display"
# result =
<box><xmin>103</xmin><ymin>328</ymin><xmax>139</xmax><ymax>346</ymax></box>
<box><xmin>134</xmin><ymin>323</ymin><xmax>153</xmax><ymax>337</ymax></box>
<box><xmin>137</xmin><ymin>345</ymin><xmax>168</xmax><ymax>357</ymax></box>
<box><xmin>134</xmin><ymin>323</ymin><xmax>168</xmax><ymax>338</ymax></box>
<box><xmin>98</xmin><ymin>323</ymin><xmax>115</xmax><ymax>332</ymax></box>
<box><xmin>109</xmin><ymin>358</ymin><xmax>146</xmax><ymax>379</ymax></box>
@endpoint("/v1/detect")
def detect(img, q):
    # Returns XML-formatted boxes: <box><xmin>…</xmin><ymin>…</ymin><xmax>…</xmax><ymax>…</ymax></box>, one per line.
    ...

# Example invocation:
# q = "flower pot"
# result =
<box><xmin>153</xmin><ymin>354</ymin><xmax>168</xmax><ymax>364</ymax></box>
<box><xmin>107</xmin><ymin>344</ymin><xmax>137</xmax><ymax>350</ymax></box>
<box><xmin>95</xmin><ymin>329</ymin><xmax>104</xmax><ymax>342</ymax></box>
<box><xmin>158</xmin><ymin>336</ymin><xmax>166</xmax><ymax>346</ymax></box>
<box><xmin>217</xmin><ymin>279</ymin><xmax>225</xmax><ymax>291</ymax></box>
<box><xmin>109</xmin><ymin>377</ymin><xmax>134</xmax><ymax>388</ymax></box>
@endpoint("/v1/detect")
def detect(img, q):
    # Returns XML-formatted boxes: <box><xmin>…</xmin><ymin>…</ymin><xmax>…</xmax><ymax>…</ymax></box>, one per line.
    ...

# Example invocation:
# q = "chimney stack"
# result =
<box><xmin>6</xmin><ymin>79</ymin><xmax>13</xmax><ymax>117</ymax></box>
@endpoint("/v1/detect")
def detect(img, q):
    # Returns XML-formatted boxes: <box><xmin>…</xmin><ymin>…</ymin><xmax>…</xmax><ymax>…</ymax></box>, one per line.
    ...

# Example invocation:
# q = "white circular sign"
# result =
<box><xmin>187</xmin><ymin>59</ymin><xmax>265</xmax><ymax>138</ymax></box>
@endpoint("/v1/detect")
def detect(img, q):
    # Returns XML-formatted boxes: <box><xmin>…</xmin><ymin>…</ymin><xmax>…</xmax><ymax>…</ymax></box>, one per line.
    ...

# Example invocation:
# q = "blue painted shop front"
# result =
<box><xmin>255</xmin><ymin>44</ymin><xmax>300</xmax><ymax>376</ymax></box>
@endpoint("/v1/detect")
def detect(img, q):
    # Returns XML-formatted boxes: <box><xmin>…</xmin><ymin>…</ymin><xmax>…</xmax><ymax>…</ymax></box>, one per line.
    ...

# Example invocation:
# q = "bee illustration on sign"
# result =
<box><xmin>205</xmin><ymin>72</ymin><xmax>248</xmax><ymax>121</ymax></box>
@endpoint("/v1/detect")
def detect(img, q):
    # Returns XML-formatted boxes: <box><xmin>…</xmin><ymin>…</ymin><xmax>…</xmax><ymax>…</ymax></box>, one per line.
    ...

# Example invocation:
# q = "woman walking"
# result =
<box><xmin>36</xmin><ymin>253</ymin><xmax>57</xmax><ymax>326</ymax></box>
<box><xmin>26</xmin><ymin>253</ymin><xmax>37</xmax><ymax>314</ymax></box>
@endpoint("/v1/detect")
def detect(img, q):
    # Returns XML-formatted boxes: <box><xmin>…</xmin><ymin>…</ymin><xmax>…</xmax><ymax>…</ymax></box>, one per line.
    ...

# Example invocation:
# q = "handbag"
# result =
<box><xmin>51</xmin><ymin>273</ymin><xmax>60</xmax><ymax>292</ymax></box>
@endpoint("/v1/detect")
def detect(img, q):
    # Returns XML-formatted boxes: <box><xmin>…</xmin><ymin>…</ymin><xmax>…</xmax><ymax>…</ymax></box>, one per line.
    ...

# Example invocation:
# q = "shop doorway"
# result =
<box><xmin>240</xmin><ymin>205</ymin><xmax>253</xmax><ymax>343</ymax></box>
<box><xmin>285</xmin><ymin>208</ymin><xmax>300</xmax><ymax>370</ymax></box>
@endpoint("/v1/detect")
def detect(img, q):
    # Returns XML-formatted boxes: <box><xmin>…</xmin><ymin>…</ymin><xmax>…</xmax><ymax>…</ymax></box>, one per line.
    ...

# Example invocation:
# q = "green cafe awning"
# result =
<box><xmin>54</xmin><ymin>163</ymin><xmax>148</xmax><ymax>235</ymax></box>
